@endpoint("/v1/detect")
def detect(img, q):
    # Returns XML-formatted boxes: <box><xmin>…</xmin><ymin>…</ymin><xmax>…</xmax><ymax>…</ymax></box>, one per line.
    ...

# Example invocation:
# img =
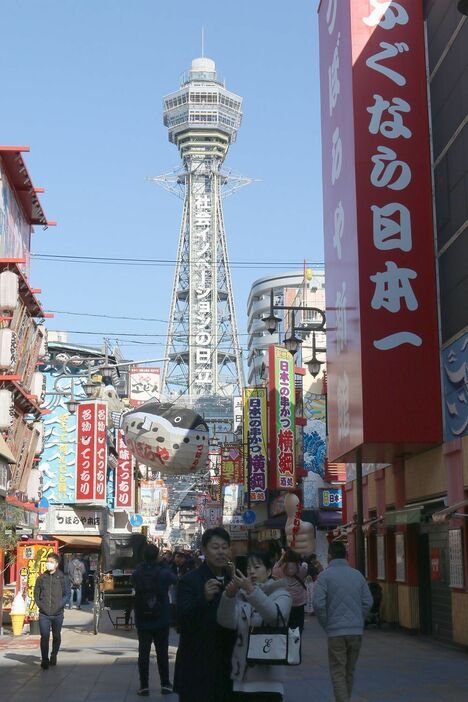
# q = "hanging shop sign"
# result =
<box><xmin>233</xmin><ymin>396</ymin><xmax>243</xmax><ymax>436</ymax></box>
<box><xmin>220</xmin><ymin>444</ymin><xmax>243</xmax><ymax>485</ymax></box>
<box><xmin>16</xmin><ymin>541</ymin><xmax>58</xmax><ymax>619</ymax></box>
<box><xmin>139</xmin><ymin>480</ymin><xmax>168</xmax><ymax>527</ymax></box>
<box><xmin>243</xmin><ymin>387</ymin><xmax>268</xmax><ymax>502</ymax></box>
<box><xmin>204</xmin><ymin>501</ymin><xmax>223</xmax><ymax>528</ymax></box>
<box><xmin>45</xmin><ymin>506</ymin><xmax>103</xmax><ymax>534</ymax></box>
<box><xmin>318</xmin><ymin>0</ymin><xmax>441</xmax><ymax>462</ymax></box>
<box><xmin>318</xmin><ymin>488</ymin><xmax>343</xmax><ymax>511</ymax></box>
<box><xmin>268</xmin><ymin>346</ymin><xmax>296</xmax><ymax>490</ymax></box>
<box><xmin>129</xmin><ymin>367</ymin><xmax>161</xmax><ymax>407</ymax></box>
<box><xmin>75</xmin><ymin>402</ymin><xmax>107</xmax><ymax>504</ymax></box>
<box><xmin>114</xmin><ymin>430</ymin><xmax>135</xmax><ymax>510</ymax></box>
<box><xmin>122</xmin><ymin>402</ymin><xmax>209</xmax><ymax>475</ymax></box>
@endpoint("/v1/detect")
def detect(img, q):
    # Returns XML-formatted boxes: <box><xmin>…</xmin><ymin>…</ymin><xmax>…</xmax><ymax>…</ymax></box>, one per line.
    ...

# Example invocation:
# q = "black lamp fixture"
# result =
<box><xmin>283</xmin><ymin>310</ymin><xmax>303</xmax><ymax>356</ymax></box>
<box><xmin>263</xmin><ymin>290</ymin><xmax>282</xmax><ymax>335</ymax></box>
<box><xmin>458</xmin><ymin>0</ymin><xmax>468</xmax><ymax>16</ymax></box>
<box><xmin>66</xmin><ymin>378</ymin><xmax>79</xmax><ymax>415</ymax></box>
<box><xmin>306</xmin><ymin>332</ymin><xmax>323</xmax><ymax>378</ymax></box>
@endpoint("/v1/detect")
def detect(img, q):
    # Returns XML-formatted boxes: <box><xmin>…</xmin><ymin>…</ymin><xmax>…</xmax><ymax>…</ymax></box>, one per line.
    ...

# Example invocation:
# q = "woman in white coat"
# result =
<box><xmin>217</xmin><ymin>552</ymin><xmax>292</xmax><ymax>702</ymax></box>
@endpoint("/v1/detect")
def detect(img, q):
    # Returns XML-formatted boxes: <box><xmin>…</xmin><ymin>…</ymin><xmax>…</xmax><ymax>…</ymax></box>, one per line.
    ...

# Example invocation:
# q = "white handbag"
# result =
<box><xmin>246</xmin><ymin>605</ymin><xmax>301</xmax><ymax>666</ymax></box>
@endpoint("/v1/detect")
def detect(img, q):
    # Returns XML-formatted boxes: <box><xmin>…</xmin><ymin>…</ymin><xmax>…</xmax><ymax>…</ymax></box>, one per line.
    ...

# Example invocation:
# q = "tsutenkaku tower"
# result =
<box><xmin>160</xmin><ymin>57</ymin><xmax>244</xmax><ymax>397</ymax></box>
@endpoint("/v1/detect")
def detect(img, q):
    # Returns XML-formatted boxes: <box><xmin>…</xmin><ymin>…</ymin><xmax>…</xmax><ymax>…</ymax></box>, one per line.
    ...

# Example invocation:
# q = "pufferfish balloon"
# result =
<box><xmin>121</xmin><ymin>402</ymin><xmax>209</xmax><ymax>475</ymax></box>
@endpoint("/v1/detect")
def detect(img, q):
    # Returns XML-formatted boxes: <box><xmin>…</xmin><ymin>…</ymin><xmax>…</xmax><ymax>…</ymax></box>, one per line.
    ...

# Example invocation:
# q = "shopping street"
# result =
<box><xmin>1</xmin><ymin>607</ymin><xmax>467</xmax><ymax>702</ymax></box>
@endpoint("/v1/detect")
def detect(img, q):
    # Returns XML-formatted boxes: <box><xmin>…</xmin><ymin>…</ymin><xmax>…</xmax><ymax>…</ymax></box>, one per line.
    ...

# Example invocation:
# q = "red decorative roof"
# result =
<box><xmin>0</xmin><ymin>146</ymin><xmax>56</xmax><ymax>227</ymax></box>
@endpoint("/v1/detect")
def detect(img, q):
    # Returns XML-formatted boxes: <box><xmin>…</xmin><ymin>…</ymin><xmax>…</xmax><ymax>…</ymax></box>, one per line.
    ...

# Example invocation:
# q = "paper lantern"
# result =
<box><xmin>121</xmin><ymin>401</ymin><xmax>209</xmax><ymax>475</ymax></box>
<box><xmin>0</xmin><ymin>388</ymin><xmax>14</xmax><ymax>431</ymax></box>
<box><xmin>33</xmin><ymin>421</ymin><xmax>44</xmax><ymax>456</ymax></box>
<box><xmin>0</xmin><ymin>271</ymin><xmax>19</xmax><ymax>312</ymax></box>
<box><xmin>0</xmin><ymin>329</ymin><xmax>17</xmax><ymax>371</ymax></box>
<box><xmin>37</xmin><ymin>325</ymin><xmax>48</xmax><ymax>360</ymax></box>
<box><xmin>30</xmin><ymin>372</ymin><xmax>45</xmax><ymax>401</ymax></box>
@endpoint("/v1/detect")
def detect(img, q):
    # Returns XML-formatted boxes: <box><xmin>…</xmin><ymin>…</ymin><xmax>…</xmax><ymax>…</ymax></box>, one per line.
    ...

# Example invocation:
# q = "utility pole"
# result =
<box><xmin>355</xmin><ymin>447</ymin><xmax>365</xmax><ymax>575</ymax></box>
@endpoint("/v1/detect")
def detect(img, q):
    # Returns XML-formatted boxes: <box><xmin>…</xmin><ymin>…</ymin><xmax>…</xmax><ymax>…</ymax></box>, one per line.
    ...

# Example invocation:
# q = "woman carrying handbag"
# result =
<box><xmin>217</xmin><ymin>552</ymin><xmax>292</xmax><ymax>702</ymax></box>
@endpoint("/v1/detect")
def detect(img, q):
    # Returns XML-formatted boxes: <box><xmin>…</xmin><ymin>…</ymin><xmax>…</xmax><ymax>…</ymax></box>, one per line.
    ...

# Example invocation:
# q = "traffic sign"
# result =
<box><xmin>242</xmin><ymin>509</ymin><xmax>256</xmax><ymax>525</ymax></box>
<box><xmin>129</xmin><ymin>514</ymin><xmax>144</xmax><ymax>527</ymax></box>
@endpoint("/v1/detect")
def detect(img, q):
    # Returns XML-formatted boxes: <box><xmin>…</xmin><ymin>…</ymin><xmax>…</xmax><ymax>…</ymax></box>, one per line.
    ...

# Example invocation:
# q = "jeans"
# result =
<box><xmin>69</xmin><ymin>585</ymin><xmax>82</xmax><ymax>608</ymax></box>
<box><xmin>38</xmin><ymin>612</ymin><xmax>64</xmax><ymax>663</ymax></box>
<box><xmin>328</xmin><ymin>635</ymin><xmax>362</xmax><ymax>702</ymax></box>
<box><xmin>137</xmin><ymin>627</ymin><xmax>170</xmax><ymax>688</ymax></box>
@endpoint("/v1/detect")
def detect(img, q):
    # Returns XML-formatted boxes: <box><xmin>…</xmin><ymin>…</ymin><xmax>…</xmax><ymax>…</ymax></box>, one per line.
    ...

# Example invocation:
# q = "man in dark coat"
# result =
<box><xmin>34</xmin><ymin>552</ymin><xmax>71</xmax><ymax>669</ymax></box>
<box><xmin>174</xmin><ymin>527</ymin><xmax>236</xmax><ymax>702</ymax></box>
<box><xmin>132</xmin><ymin>543</ymin><xmax>177</xmax><ymax>697</ymax></box>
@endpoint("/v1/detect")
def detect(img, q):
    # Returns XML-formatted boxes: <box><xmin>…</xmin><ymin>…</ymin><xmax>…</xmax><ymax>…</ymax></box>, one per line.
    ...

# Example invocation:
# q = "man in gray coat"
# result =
<box><xmin>313</xmin><ymin>541</ymin><xmax>373</xmax><ymax>702</ymax></box>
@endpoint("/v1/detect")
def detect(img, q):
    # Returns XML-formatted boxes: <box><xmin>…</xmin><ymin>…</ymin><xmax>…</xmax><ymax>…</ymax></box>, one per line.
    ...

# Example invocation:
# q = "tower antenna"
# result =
<box><xmin>201</xmin><ymin>26</ymin><xmax>205</xmax><ymax>57</ymax></box>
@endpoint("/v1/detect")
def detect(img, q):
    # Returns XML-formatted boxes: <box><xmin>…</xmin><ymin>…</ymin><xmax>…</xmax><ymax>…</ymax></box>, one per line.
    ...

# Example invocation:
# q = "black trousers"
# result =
<box><xmin>289</xmin><ymin>604</ymin><xmax>305</xmax><ymax>633</ymax></box>
<box><xmin>38</xmin><ymin>612</ymin><xmax>64</xmax><ymax>663</ymax></box>
<box><xmin>137</xmin><ymin>626</ymin><xmax>170</xmax><ymax>688</ymax></box>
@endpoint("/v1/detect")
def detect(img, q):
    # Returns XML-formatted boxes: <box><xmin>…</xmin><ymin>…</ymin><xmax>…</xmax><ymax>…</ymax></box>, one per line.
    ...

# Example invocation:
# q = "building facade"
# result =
<box><xmin>319</xmin><ymin>1</ymin><xmax>468</xmax><ymax>646</ymax></box>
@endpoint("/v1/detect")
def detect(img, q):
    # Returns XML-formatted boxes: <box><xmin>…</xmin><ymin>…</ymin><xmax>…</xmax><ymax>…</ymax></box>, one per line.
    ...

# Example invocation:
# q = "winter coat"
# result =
<box><xmin>34</xmin><ymin>569</ymin><xmax>71</xmax><ymax>616</ymax></box>
<box><xmin>68</xmin><ymin>558</ymin><xmax>86</xmax><ymax>587</ymax></box>
<box><xmin>272</xmin><ymin>560</ymin><xmax>308</xmax><ymax>606</ymax></box>
<box><xmin>313</xmin><ymin>558</ymin><xmax>373</xmax><ymax>637</ymax></box>
<box><xmin>217</xmin><ymin>578</ymin><xmax>292</xmax><ymax>693</ymax></box>
<box><xmin>132</xmin><ymin>562</ymin><xmax>177</xmax><ymax>630</ymax></box>
<box><xmin>173</xmin><ymin>562</ymin><xmax>236</xmax><ymax>702</ymax></box>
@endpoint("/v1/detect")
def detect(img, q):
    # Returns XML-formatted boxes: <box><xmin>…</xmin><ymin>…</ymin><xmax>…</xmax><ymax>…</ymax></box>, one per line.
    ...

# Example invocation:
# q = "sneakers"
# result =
<box><xmin>40</xmin><ymin>661</ymin><xmax>49</xmax><ymax>670</ymax></box>
<box><xmin>137</xmin><ymin>689</ymin><xmax>149</xmax><ymax>697</ymax></box>
<box><xmin>161</xmin><ymin>682</ymin><xmax>173</xmax><ymax>695</ymax></box>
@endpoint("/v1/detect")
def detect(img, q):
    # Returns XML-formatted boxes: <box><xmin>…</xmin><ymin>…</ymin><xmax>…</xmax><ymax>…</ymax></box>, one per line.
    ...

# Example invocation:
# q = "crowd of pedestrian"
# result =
<box><xmin>35</xmin><ymin>534</ymin><xmax>373</xmax><ymax>702</ymax></box>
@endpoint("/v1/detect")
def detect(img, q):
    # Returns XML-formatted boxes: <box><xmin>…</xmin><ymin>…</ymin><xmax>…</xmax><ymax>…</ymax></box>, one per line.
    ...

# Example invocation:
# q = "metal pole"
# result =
<box><xmin>355</xmin><ymin>447</ymin><xmax>365</xmax><ymax>575</ymax></box>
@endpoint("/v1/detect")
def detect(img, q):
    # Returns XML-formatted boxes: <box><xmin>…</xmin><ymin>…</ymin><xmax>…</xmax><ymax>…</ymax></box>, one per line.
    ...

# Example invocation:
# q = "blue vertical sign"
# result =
<box><xmin>39</xmin><ymin>372</ymin><xmax>85</xmax><ymax>504</ymax></box>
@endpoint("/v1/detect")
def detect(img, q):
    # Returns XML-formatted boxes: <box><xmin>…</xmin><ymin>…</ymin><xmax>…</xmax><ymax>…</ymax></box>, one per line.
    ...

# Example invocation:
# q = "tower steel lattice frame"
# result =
<box><xmin>155</xmin><ymin>58</ymin><xmax>246</xmax><ymax>398</ymax></box>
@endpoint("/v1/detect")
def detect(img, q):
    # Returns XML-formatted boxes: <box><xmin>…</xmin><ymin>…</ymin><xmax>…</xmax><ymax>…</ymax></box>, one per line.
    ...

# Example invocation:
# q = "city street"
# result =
<box><xmin>1</xmin><ymin>607</ymin><xmax>467</xmax><ymax>702</ymax></box>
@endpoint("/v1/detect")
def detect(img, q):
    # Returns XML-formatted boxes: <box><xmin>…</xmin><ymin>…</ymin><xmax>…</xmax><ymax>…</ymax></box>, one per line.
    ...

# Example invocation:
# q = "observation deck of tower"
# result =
<box><xmin>161</xmin><ymin>57</ymin><xmax>244</xmax><ymax>399</ymax></box>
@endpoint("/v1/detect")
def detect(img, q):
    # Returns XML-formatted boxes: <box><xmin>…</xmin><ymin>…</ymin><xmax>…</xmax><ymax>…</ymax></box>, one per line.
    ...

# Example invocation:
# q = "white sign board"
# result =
<box><xmin>46</xmin><ymin>506</ymin><xmax>103</xmax><ymax>534</ymax></box>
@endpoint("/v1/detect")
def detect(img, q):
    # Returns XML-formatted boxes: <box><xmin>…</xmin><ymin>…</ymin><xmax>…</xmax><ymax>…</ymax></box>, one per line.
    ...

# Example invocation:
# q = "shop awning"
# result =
<box><xmin>314</xmin><ymin>510</ymin><xmax>342</xmax><ymax>528</ymax></box>
<box><xmin>0</xmin><ymin>436</ymin><xmax>16</xmax><ymax>464</ymax></box>
<box><xmin>56</xmin><ymin>535</ymin><xmax>102</xmax><ymax>548</ymax></box>
<box><xmin>384</xmin><ymin>506</ymin><xmax>423</xmax><ymax>526</ymax></box>
<box><xmin>432</xmin><ymin>500</ymin><xmax>468</xmax><ymax>523</ymax></box>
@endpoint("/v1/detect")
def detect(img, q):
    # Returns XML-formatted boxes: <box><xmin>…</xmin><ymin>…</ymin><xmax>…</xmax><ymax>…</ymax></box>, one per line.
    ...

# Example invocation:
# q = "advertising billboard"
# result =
<box><xmin>220</xmin><ymin>444</ymin><xmax>243</xmax><ymax>486</ymax></box>
<box><xmin>129</xmin><ymin>367</ymin><xmax>161</xmax><ymax>407</ymax></box>
<box><xmin>243</xmin><ymin>387</ymin><xmax>268</xmax><ymax>503</ymax></box>
<box><xmin>16</xmin><ymin>541</ymin><xmax>58</xmax><ymax>618</ymax></box>
<box><xmin>114</xmin><ymin>430</ymin><xmax>135</xmax><ymax>510</ymax></box>
<box><xmin>39</xmin><ymin>373</ymin><xmax>85</xmax><ymax>505</ymax></box>
<box><xmin>319</xmin><ymin>0</ymin><xmax>441</xmax><ymax>461</ymax></box>
<box><xmin>268</xmin><ymin>346</ymin><xmax>296</xmax><ymax>490</ymax></box>
<box><xmin>75</xmin><ymin>402</ymin><xmax>107</xmax><ymax>504</ymax></box>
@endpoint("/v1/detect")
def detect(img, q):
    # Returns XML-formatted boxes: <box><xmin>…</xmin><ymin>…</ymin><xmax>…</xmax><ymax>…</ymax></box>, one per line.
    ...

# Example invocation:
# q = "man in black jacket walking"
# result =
<box><xmin>173</xmin><ymin>527</ymin><xmax>236</xmax><ymax>702</ymax></box>
<box><xmin>34</xmin><ymin>552</ymin><xmax>70</xmax><ymax>669</ymax></box>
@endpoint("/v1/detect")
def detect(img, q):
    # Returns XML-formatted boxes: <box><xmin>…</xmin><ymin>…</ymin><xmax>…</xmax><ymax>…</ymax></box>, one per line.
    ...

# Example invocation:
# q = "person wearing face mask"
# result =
<box><xmin>34</xmin><ymin>553</ymin><xmax>71</xmax><ymax>670</ymax></box>
<box><xmin>217</xmin><ymin>552</ymin><xmax>292</xmax><ymax>702</ymax></box>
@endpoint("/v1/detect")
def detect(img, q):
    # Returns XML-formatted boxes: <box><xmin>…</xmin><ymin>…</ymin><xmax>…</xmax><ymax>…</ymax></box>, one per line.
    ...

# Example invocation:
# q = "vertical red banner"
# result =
<box><xmin>75</xmin><ymin>403</ymin><xmax>97</xmax><ymax>502</ymax></box>
<box><xmin>115</xmin><ymin>429</ymin><xmax>135</xmax><ymax>510</ymax></box>
<box><xmin>319</xmin><ymin>0</ymin><xmax>441</xmax><ymax>461</ymax></box>
<box><xmin>94</xmin><ymin>403</ymin><xmax>107</xmax><ymax>504</ymax></box>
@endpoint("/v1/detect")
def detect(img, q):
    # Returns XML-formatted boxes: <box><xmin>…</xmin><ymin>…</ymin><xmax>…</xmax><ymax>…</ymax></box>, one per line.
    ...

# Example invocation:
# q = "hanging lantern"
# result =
<box><xmin>37</xmin><ymin>325</ymin><xmax>48</xmax><ymax>360</ymax></box>
<box><xmin>0</xmin><ymin>271</ymin><xmax>19</xmax><ymax>312</ymax></box>
<box><xmin>0</xmin><ymin>389</ymin><xmax>15</xmax><ymax>431</ymax></box>
<box><xmin>0</xmin><ymin>329</ymin><xmax>17</xmax><ymax>371</ymax></box>
<box><xmin>121</xmin><ymin>401</ymin><xmax>209</xmax><ymax>475</ymax></box>
<box><xmin>33</xmin><ymin>421</ymin><xmax>44</xmax><ymax>456</ymax></box>
<box><xmin>30</xmin><ymin>372</ymin><xmax>45</xmax><ymax>401</ymax></box>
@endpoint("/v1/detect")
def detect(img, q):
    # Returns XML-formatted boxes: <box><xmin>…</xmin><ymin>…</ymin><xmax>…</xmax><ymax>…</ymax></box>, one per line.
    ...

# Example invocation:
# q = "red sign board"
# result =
<box><xmin>76</xmin><ymin>402</ymin><xmax>107</xmax><ymax>504</ymax></box>
<box><xmin>115</xmin><ymin>430</ymin><xmax>134</xmax><ymax>510</ymax></box>
<box><xmin>319</xmin><ymin>0</ymin><xmax>441</xmax><ymax>461</ymax></box>
<box><xmin>431</xmin><ymin>548</ymin><xmax>441</xmax><ymax>581</ymax></box>
<box><xmin>221</xmin><ymin>444</ymin><xmax>244</xmax><ymax>486</ymax></box>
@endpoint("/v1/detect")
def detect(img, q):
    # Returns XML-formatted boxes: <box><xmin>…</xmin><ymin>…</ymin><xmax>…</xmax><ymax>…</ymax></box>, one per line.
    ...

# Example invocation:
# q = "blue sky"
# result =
<box><xmin>1</xmin><ymin>0</ymin><xmax>323</xmax><ymax>362</ymax></box>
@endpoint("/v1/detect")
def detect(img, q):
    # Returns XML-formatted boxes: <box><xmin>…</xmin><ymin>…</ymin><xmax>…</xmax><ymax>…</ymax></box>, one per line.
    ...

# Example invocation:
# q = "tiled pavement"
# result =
<box><xmin>1</xmin><ymin>607</ymin><xmax>467</xmax><ymax>701</ymax></box>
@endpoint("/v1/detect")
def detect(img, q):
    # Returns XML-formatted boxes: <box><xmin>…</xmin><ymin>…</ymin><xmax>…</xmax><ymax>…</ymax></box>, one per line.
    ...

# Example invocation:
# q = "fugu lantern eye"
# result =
<box><xmin>174</xmin><ymin>416</ymin><xmax>182</xmax><ymax>423</ymax></box>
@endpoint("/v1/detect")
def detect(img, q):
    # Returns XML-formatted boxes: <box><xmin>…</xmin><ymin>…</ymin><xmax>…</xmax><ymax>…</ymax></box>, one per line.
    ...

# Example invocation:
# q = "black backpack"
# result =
<box><xmin>135</xmin><ymin>565</ymin><xmax>162</xmax><ymax>619</ymax></box>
